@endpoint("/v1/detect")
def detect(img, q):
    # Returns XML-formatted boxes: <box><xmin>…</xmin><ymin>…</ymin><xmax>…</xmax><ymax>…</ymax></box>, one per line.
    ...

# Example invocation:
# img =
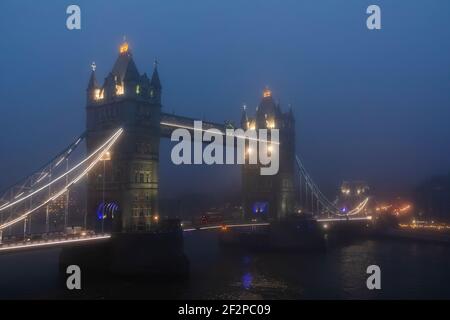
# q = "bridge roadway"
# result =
<box><xmin>0</xmin><ymin>216</ymin><xmax>372</xmax><ymax>255</ymax></box>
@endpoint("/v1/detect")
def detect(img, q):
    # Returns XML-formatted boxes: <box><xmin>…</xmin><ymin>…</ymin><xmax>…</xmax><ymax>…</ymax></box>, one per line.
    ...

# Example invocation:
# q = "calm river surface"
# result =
<box><xmin>1</xmin><ymin>232</ymin><xmax>450</xmax><ymax>299</ymax></box>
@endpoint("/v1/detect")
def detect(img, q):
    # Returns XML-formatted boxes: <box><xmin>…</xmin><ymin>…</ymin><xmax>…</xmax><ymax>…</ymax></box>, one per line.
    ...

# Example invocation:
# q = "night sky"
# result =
<box><xmin>1</xmin><ymin>0</ymin><xmax>450</xmax><ymax>198</ymax></box>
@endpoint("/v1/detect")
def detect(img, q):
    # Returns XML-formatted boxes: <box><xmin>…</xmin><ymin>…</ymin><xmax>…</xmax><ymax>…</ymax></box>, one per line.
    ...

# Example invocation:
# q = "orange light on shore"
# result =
<box><xmin>399</xmin><ymin>205</ymin><xmax>411</xmax><ymax>212</ymax></box>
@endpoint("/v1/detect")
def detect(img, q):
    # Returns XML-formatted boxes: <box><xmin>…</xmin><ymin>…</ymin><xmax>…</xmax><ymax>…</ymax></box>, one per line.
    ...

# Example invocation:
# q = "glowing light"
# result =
<box><xmin>335</xmin><ymin>197</ymin><xmax>370</xmax><ymax>217</ymax></box>
<box><xmin>0</xmin><ymin>129</ymin><xmax>122</xmax><ymax>213</ymax></box>
<box><xmin>263</xmin><ymin>88</ymin><xmax>272</xmax><ymax>98</ymax></box>
<box><xmin>153</xmin><ymin>215</ymin><xmax>159</xmax><ymax>222</ymax></box>
<box><xmin>160</xmin><ymin>121</ymin><xmax>279</xmax><ymax>145</ymax></box>
<box><xmin>36</xmin><ymin>172</ymin><xmax>49</xmax><ymax>183</ymax></box>
<box><xmin>266</xmin><ymin>119</ymin><xmax>275</xmax><ymax>129</ymax></box>
<box><xmin>119</xmin><ymin>42</ymin><xmax>129</xmax><ymax>54</ymax></box>
<box><xmin>317</xmin><ymin>216</ymin><xmax>372</xmax><ymax>222</ymax></box>
<box><xmin>14</xmin><ymin>192</ymin><xmax>24</xmax><ymax>199</ymax></box>
<box><xmin>116</xmin><ymin>84</ymin><xmax>124</xmax><ymax>95</ymax></box>
<box><xmin>55</xmin><ymin>157</ymin><xmax>65</xmax><ymax>167</ymax></box>
<box><xmin>0</xmin><ymin>129</ymin><xmax>123</xmax><ymax>230</ymax></box>
<box><xmin>399</xmin><ymin>204</ymin><xmax>411</xmax><ymax>212</ymax></box>
<box><xmin>0</xmin><ymin>234</ymin><xmax>111</xmax><ymax>252</ymax></box>
<box><xmin>101</xmin><ymin>151</ymin><xmax>111</xmax><ymax>161</ymax></box>
<box><xmin>246</xmin><ymin>120</ymin><xmax>256</xmax><ymax>130</ymax></box>
<box><xmin>0</xmin><ymin>202</ymin><xmax>10</xmax><ymax>210</ymax></box>
<box><xmin>94</xmin><ymin>89</ymin><xmax>104</xmax><ymax>100</ymax></box>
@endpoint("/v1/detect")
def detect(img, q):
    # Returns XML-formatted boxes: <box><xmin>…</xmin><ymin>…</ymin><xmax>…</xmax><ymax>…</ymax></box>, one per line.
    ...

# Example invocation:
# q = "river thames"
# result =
<box><xmin>1</xmin><ymin>231</ymin><xmax>450</xmax><ymax>299</ymax></box>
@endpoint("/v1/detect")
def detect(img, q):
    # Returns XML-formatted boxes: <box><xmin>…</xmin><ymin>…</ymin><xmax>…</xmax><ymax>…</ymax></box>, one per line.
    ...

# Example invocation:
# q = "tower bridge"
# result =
<box><xmin>0</xmin><ymin>41</ymin><xmax>370</xmax><ymax>260</ymax></box>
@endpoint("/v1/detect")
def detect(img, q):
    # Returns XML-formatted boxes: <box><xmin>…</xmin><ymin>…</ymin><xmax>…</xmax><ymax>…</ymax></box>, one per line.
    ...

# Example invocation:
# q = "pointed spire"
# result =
<box><xmin>150</xmin><ymin>58</ymin><xmax>162</xmax><ymax>90</ymax></box>
<box><xmin>123</xmin><ymin>58</ymin><xmax>140</xmax><ymax>82</ymax></box>
<box><xmin>87</xmin><ymin>62</ymin><xmax>99</xmax><ymax>90</ymax></box>
<box><xmin>111</xmin><ymin>40</ymin><xmax>140</xmax><ymax>83</ymax></box>
<box><xmin>241</xmin><ymin>104</ymin><xmax>248</xmax><ymax>127</ymax></box>
<box><xmin>288</xmin><ymin>103</ymin><xmax>295</xmax><ymax>119</ymax></box>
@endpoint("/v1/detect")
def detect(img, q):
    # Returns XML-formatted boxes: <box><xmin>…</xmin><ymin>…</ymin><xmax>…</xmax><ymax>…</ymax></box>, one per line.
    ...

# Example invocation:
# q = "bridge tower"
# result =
<box><xmin>86</xmin><ymin>42</ymin><xmax>161</xmax><ymax>232</ymax></box>
<box><xmin>241</xmin><ymin>88</ymin><xmax>296</xmax><ymax>221</ymax></box>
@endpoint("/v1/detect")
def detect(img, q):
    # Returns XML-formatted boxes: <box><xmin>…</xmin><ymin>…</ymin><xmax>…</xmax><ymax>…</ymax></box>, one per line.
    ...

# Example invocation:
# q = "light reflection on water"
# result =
<box><xmin>1</xmin><ymin>231</ymin><xmax>450</xmax><ymax>299</ymax></box>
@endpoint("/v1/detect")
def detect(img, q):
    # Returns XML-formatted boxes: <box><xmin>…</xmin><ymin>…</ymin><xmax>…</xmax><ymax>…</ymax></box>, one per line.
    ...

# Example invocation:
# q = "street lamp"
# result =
<box><xmin>100</xmin><ymin>151</ymin><xmax>111</xmax><ymax>233</ymax></box>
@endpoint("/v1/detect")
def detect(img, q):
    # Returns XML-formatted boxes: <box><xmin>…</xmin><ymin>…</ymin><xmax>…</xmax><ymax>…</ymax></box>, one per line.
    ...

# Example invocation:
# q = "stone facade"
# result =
<box><xmin>86</xmin><ymin>43</ymin><xmax>161</xmax><ymax>232</ymax></box>
<box><xmin>241</xmin><ymin>88</ymin><xmax>296</xmax><ymax>221</ymax></box>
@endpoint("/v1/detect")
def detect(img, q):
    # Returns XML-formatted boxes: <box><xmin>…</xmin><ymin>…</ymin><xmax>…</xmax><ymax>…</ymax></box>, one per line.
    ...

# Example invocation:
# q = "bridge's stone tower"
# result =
<box><xmin>241</xmin><ymin>88</ymin><xmax>296</xmax><ymax>221</ymax></box>
<box><xmin>86</xmin><ymin>42</ymin><xmax>161</xmax><ymax>232</ymax></box>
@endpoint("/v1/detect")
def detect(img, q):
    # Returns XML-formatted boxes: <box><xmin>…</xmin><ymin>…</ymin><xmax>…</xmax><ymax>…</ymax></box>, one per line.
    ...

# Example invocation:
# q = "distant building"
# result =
<box><xmin>241</xmin><ymin>88</ymin><xmax>296</xmax><ymax>220</ymax></box>
<box><xmin>414</xmin><ymin>174</ymin><xmax>450</xmax><ymax>222</ymax></box>
<box><xmin>336</xmin><ymin>181</ymin><xmax>370</xmax><ymax>214</ymax></box>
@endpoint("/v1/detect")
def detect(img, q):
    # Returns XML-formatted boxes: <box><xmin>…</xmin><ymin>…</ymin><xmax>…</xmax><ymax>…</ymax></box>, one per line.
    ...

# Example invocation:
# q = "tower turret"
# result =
<box><xmin>256</xmin><ymin>87</ymin><xmax>278</xmax><ymax>129</ymax></box>
<box><xmin>87</xmin><ymin>62</ymin><xmax>102</xmax><ymax>104</ymax></box>
<box><xmin>150</xmin><ymin>59</ymin><xmax>162</xmax><ymax>103</ymax></box>
<box><xmin>241</xmin><ymin>105</ymin><xmax>248</xmax><ymax>128</ymax></box>
<box><xmin>241</xmin><ymin>87</ymin><xmax>296</xmax><ymax>221</ymax></box>
<box><xmin>85</xmin><ymin>40</ymin><xmax>163</xmax><ymax>232</ymax></box>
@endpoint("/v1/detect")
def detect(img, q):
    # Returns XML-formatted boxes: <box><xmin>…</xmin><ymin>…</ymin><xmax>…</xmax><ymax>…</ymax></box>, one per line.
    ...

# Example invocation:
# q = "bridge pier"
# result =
<box><xmin>59</xmin><ymin>221</ymin><xmax>189</xmax><ymax>278</ymax></box>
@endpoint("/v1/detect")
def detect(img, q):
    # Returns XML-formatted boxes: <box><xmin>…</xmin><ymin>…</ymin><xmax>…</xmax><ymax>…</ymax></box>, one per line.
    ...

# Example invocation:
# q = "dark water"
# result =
<box><xmin>1</xmin><ymin>232</ymin><xmax>450</xmax><ymax>299</ymax></box>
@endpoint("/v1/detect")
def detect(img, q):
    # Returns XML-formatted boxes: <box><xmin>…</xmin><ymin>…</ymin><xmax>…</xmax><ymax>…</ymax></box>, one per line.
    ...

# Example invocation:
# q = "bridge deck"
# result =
<box><xmin>0</xmin><ymin>217</ymin><xmax>371</xmax><ymax>254</ymax></box>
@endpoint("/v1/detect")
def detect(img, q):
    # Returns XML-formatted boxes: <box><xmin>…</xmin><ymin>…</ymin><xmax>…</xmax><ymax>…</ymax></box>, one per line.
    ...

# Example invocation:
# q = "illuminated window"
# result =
<box><xmin>266</xmin><ymin>119</ymin><xmax>276</xmax><ymax>129</ymax></box>
<box><xmin>116</xmin><ymin>83</ymin><xmax>124</xmax><ymax>95</ymax></box>
<box><xmin>94</xmin><ymin>89</ymin><xmax>104</xmax><ymax>100</ymax></box>
<box><xmin>136</xmin><ymin>85</ymin><xmax>140</xmax><ymax>94</ymax></box>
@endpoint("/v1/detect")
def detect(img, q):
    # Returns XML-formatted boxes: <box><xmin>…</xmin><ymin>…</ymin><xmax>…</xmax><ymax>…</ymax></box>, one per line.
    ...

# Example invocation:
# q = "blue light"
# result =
<box><xmin>96</xmin><ymin>202</ymin><xmax>105</xmax><ymax>220</ymax></box>
<box><xmin>252</xmin><ymin>202</ymin><xmax>268</xmax><ymax>214</ymax></box>
<box><xmin>242</xmin><ymin>272</ymin><xmax>253</xmax><ymax>290</ymax></box>
<box><xmin>96</xmin><ymin>202</ymin><xmax>119</xmax><ymax>220</ymax></box>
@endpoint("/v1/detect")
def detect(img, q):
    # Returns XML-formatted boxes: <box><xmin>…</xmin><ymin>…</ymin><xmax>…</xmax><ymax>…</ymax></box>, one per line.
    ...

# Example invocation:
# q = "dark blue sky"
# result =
<box><xmin>1</xmin><ymin>0</ymin><xmax>450</xmax><ymax>197</ymax></box>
